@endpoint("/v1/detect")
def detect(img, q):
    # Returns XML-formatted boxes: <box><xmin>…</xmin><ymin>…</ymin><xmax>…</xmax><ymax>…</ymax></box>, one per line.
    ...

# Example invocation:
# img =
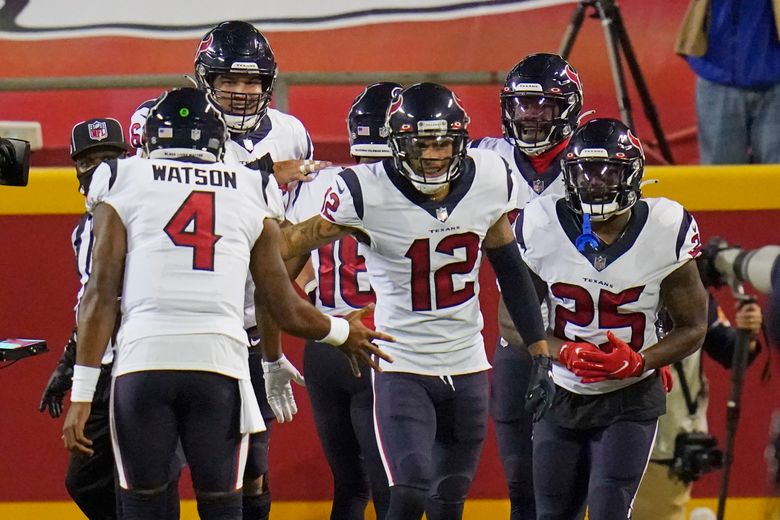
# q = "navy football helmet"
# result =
<box><xmin>144</xmin><ymin>88</ymin><xmax>228</xmax><ymax>162</ymax></box>
<box><xmin>347</xmin><ymin>82</ymin><xmax>402</xmax><ymax>159</ymax></box>
<box><xmin>562</xmin><ymin>118</ymin><xmax>645</xmax><ymax>221</ymax></box>
<box><xmin>501</xmin><ymin>53</ymin><xmax>583</xmax><ymax>156</ymax></box>
<box><xmin>386</xmin><ymin>82</ymin><xmax>470</xmax><ymax>195</ymax></box>
<box><xmin>194</xmin><ymin>21</ymin><xmax>277</xmax><ymax>132</ymax></box>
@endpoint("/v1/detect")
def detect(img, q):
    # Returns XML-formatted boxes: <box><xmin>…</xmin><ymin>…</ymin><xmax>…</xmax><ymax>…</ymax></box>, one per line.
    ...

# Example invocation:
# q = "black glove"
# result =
<box><xmin>39</xmin><ymin>331</ymin><xmax>77</xmax><ymax>418</ymax></box>
<box><xmin>525</xmin><ymin>355</ymin><xmax>555</xmax><ymax>422</ymax></box>
<box><xmin>245</xmin><ymin>153</ymin><xmax>275</xmax><ymax>173</ymax></box>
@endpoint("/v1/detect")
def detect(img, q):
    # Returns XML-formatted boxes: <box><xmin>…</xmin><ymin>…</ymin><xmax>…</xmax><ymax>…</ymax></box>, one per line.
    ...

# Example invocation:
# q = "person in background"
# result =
<box><xmin>677</xmin><ymin>0</ymin><xmax>780</xmax><ymax>164</ymax></box>
<box><xmin>633</xmin><ymin>270</ymin><xmax>763</xmax><ymax>520</ymax></box>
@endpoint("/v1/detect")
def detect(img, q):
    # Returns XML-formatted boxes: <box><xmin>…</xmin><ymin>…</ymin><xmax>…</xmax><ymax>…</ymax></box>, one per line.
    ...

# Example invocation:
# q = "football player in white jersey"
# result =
<box><xmin>469</xmin><ymin>53</ymin><xmax>583</xmax><ymax>520</ymax></box>
<box><xmin>192</xmin><ymin>22</ymin><xmax>330</xmax><ymax>519</ymax></box>
<box><xmin>278</xmin><ymin>83</ymin><xmax>552</xmax><ymax>520</ymax></box>
<box><xmin>61</xmin><ymin>88</ymin><xmax>392</xmax><ymax>520</ymax></box>
<box><xmin>283</xmin><ymin>82</ymin><xmax>401</xmax><ymax>520</ymax></box>
<box><xmin>516</xmin><ymin>118</ymin><xmax>708</xmax><ymax>520</ymax></box>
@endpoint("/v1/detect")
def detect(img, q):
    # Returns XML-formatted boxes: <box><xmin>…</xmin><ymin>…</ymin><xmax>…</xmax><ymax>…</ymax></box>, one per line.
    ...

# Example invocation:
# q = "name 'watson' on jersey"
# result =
<box><xmin>86</xmin><ymin>154</ymin><xmax>284</xmax><ymax>346</ymax></box>
<box><xmin>320</xmin><ymin>149</ymin><xmax>516</xmax><ymax>376</ymax></box>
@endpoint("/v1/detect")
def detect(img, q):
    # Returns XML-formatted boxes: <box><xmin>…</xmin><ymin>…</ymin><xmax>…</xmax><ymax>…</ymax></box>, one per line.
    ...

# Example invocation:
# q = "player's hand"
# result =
<box><xmin>39</xmin><ymin>362</ymin><xmax>74</xmax><ymax>418</ymax></box>
<box><xmin>62</xmin><ymin>402</ymin><xmax>94</xmax><ymax>456</ymax></box>
<box><xmin>571</xmin><ymin>331</ymin><xmax>644</xmax><ymax>383</ymax></box>
<box><xmin>338</xmin><ymin>304</ymin><xmax>395</xmax><ymax>378</ymax></box>
<box><xmin>525</xmin><ymin>355</ymin><xmax>555</xmax><ymax>422</ymax></box>
<box><xmin>558</xmin><ymin>341</ymin><xmax>601</xmax><ymax>372</ymax></box>
<box><xmin>262</xmin><ymin>355</ymin><xmax>305</xmax><ymax>423</ymax></box>
<box><xmin>659</xmin><ymin>365</ymin><xmax>673</xmax><ymax>393</ymax></box>
<box><xmin>735</xmin><ymin>302</ymin><xmax>762</xmax><ymax>338</ymax></box>
<box><xmin>273</xmin><ymin>159</ymin><xmax>332</xmax><ymax>185</ymax></box>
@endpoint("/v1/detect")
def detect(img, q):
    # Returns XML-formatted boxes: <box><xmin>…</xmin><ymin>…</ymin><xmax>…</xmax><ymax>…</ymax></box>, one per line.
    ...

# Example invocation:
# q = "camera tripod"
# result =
<box><xmin>558</xmin><ymin>0</ymin><xmax>675</xmax><ymax>164</ymax></box>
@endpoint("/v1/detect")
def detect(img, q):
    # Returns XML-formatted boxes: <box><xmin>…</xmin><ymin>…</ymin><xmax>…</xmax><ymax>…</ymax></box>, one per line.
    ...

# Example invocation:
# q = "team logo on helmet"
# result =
<box><xmin>627</xmin><ymin>129</ymin><xmax>645</xmax><ymax>158</ymax></box>
<box><xmin>388</xmin><ymin>93</ymin><xmax>404</xmax><ymax>117</ymax></box>
<box><xmin>195</xmin><ymin>33</ymin><xmax>213</xmax><ymax>60</ymax></box>
<box><xmin>88</xmin><ymin>120</ymin><xmax>108</xmax><ymax>142</ymax></box>
<box><xmin>564</xmin><ymin>65</ymin><xmax>582</xmax><ymax>90</ymax></box>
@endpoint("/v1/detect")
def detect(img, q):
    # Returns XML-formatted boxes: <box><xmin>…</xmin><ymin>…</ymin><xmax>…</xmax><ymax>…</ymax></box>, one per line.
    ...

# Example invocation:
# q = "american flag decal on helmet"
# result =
<box><xmin>627</xmin><ymin>129</ymin><xmax>645</xmax><ymax>158</ymax></box>
<box><xmin>564</xmin><ymin>65</ymin><xmax>582</xmax><ymax>90</ymax></box>
<box><xmin>195</xmin><ymin>33</ymin><xmax>213</xmax><ymax>60</ymax></box>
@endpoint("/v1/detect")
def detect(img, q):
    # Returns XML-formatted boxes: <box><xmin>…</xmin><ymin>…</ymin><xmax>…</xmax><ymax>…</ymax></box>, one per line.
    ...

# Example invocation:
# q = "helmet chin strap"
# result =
<box><xmin>412</xmin><ymin>180</ymin><xmax>448</xmax><ymax>196</ymax></box>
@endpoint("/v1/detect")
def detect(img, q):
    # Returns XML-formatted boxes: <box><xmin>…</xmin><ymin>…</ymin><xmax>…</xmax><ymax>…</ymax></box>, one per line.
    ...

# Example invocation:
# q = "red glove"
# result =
<box><xmin>659</xmin><ymin>365</ymin><xmax>673</xmax><ymax>393</ymax></box>
<box><xmin>558</xmin><ymin>341</ymin><xmax>602</xmax><ymax>371</ymax></box>
<box><xmin>570</xmin><ymin>331</ymin><xmax>645</xmax><ymax>383</ymax></box>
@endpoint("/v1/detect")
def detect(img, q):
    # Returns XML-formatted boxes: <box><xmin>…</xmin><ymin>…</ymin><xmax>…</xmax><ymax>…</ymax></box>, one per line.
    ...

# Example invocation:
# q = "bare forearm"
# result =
<box><xmin>75</xmin><ymin>291</ymin><xmax>118</xmax><ymax>367</ymax></box>
<box><xmin>256</xmin><ymin>302</ymin><xmax>283</xmax><ymax>361</ymax></box>
<box><xmin>643</xmin><ymin>325</ymin><xmax>706</xmax><ymax>369</ymax></box>
<box><xmin>264</xmin><ymin>291</ymin><xmax>331</xmax><ymax>340</ymax></box>
<box><xmin>280</xmin><ymin>216</ymin><xmax>350</xmax><ymax>260</ymax></box>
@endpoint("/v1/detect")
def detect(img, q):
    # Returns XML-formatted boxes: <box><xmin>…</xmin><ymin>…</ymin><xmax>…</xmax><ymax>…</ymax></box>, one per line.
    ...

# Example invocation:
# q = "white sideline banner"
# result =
<box><xmin>0</xmin><ymin>0</ymin><xmax>576</xmax><ymax>39</ymax></box>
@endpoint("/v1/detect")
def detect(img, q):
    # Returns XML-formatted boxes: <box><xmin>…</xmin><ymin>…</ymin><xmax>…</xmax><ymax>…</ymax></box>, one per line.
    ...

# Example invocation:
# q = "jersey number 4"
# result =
<box><xmin>405</xmin><ymin>232</ymin><xmax>480</xmax><ymax>311</ymax></box>
<box><xmin>552</xmin><ymin>282</ymin><xmax>646</xmax><ymax>350</ymax></box>
<box><xmin>164</xmin><ymin>191</ymin><xmax>222</xmax><ymax>271</ymax></box>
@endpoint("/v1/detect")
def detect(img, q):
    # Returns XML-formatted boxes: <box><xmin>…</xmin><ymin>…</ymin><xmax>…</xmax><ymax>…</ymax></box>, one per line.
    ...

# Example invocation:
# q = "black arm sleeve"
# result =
<box><xmin>485</xmin><ymin>241</ymin><xmax>546</xmax><ymax>346</ymax></box>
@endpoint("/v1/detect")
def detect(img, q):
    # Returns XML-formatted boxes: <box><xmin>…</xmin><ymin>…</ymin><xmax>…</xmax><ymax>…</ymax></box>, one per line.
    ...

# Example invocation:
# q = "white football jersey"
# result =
<box><xmin>234</xmin><ymin>107</ymin><xmax>313</xmax><ymax>163</ymax></box>
<box><xmin>287</xmin><ymin>166</ymin><xmax>375</xmax><ymax>316</ymax></box>
<box><xmin>322</xmin><ymin>150</ymin><xmax>516</xmax><ymax>375</ymax></box>
<box><xmin>470</xmin><ymin>137</ymin><xmax>566</xmax><ymax>209</ymax></box>
<box><xmin>86</xmin><ymin>155</ymin><xmax>284</xmax><ymax>376</ymax></box>
<box><xmin>518</xmin><ymin>195</ymin><xmax>702</xmax><ymax>395</ymax></box>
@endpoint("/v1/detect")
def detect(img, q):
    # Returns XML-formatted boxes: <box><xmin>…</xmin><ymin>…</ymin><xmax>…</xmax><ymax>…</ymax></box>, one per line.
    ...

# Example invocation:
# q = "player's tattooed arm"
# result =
<box><xmin>644</xmin><ymin>259</ymin><xmax>708</xmax><ymax>369</ymax></box>
<box><xmin>279</xmin><ymin>215</ymin><xmax>353</xmax><ymax>260</ymax></box>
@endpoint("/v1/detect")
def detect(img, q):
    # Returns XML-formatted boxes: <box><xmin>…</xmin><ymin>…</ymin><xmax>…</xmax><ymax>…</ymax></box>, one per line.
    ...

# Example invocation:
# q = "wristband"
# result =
<box><xmin>321</xmin><ymin>316</ymin><xmax>350</xmax><ymax>346</ymax></box>
<box><xmin>71</xmin><ymin>365</ymin><xmax>101</xmax><ymax>402</ymax></box>
<box><xmin>303</xmin><ymin>279</ymin><xmax>318</xmax><ymax>296</ymax></box>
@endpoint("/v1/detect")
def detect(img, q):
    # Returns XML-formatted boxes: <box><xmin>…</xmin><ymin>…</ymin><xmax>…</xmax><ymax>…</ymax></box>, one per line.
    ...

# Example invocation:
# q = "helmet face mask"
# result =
<box><xmin>501</xmin><ymin>53</ymin><xmax>583</xmax><ymax>156</ymax></box>
<box><xmin>562</xmin><ymin>118</ymin><xmax>645</xmax><ymax>221</ymax></box>
<box><xmin>386</xmin><ymin>82</ymin><xmax>470</xmax><ymax>195</ymax></box>
<box><xmin>502</xmin><ymin>93</ymin><xmax>574</xmax><ymax>153</ymax></box>
<box><xmin>194</xmin><ymin>21</ymin><xmax>277</xmax><ymax>133</ymax></box>
<box><xmin>391</xmin><ymin>135</ymin><xmax>465</xmax><ymax>193</ymax></box>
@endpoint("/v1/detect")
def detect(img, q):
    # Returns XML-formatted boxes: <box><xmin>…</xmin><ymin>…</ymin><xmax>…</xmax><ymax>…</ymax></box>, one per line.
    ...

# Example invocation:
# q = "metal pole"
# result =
<box><xmin>594</xmin><ymin>0</ymin><xmax>634</xmax><ymax>129</ymax></box>
<box><xmin>610</xmin><ymin>1</ymin><xmax>675</xmax><ymax>163</ymax></box>
<box><xmin>716</xmin><ymin>327</ymin><xmax>753</xmax><ymax>520</ymax></box>
<box><xmin>559</xmin><ymin>1</ymin><xmax>591</xmax><ymax>59</ymax></box>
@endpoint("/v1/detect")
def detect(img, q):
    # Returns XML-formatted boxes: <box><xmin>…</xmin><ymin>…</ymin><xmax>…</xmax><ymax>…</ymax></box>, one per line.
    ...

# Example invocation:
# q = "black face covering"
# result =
<box><xmin>77</xmin><ymin>167</ymin><xmax>96</xmax><ymax>196</ymax></box>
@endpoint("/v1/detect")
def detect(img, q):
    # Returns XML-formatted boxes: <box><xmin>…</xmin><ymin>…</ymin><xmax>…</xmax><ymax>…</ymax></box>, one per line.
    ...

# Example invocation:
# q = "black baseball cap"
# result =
<box><xmin>70</xmin><ymin>118</ymin><xmax>130</xmax><ymax>159</ymax></box>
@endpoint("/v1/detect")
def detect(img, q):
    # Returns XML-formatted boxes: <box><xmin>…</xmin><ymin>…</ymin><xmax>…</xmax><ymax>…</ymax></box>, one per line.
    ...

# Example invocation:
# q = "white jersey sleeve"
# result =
<box><xmin>319</xmin><ymin>170</ymin><xmax>366</xmax><ymax>232</ymax></box>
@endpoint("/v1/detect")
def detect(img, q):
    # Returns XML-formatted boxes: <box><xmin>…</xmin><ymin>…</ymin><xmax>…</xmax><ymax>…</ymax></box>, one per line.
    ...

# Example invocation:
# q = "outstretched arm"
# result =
<box><xmin>251</xmin><ymin>218</ymin><xmax>393</xmax><ymax>371</ymax></box>
<box><xmin>279</xmin><ymin>215</ymin><xmax>353</xmax><ymax>260</ymax></box>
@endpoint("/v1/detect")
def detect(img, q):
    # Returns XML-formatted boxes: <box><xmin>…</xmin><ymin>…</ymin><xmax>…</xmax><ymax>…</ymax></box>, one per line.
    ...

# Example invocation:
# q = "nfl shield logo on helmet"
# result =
<box><xmin>88</xmin><ymin>121</ymin><xmax>108</xmax><ymax>142</ymax></box>
<box><xmin>594</xmin><ymin>255</ymin><xmax>607</xmax><ymax>271</ymax></box>
<box><xmin>436</xmin><ymin>207</ymin><xmax>449</xmax><ymax>222</ymax></box>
